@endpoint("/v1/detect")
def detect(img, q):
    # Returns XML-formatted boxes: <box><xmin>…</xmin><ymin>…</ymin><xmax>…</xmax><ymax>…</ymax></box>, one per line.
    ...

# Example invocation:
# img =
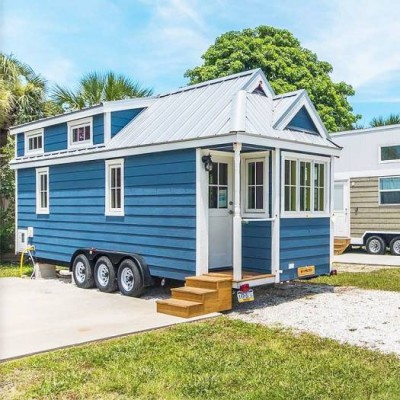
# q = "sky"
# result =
<box><xmin>2</xmin><ymin>0</ymin><xmax>400</xmax><ymax>127</ymax></box>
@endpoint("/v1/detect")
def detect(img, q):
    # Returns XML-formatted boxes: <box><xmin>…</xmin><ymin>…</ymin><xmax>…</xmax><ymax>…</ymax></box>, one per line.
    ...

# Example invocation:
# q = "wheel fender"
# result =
<box><xmin>126</xmin><ymin>254</ymin><xmax>153</xmax><ymax>287</ymax></box>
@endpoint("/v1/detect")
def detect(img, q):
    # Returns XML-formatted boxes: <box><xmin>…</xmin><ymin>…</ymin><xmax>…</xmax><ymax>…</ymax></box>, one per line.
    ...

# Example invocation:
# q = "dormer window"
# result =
<box><xmin>68</xmin><ymin>117</ymin><xmax>93</xmax><ymax>149</ymax></box>
<box><xmin>25</xmin><ymin>129</ymin><xmax>43</xmax><ymax>155</ymax></box>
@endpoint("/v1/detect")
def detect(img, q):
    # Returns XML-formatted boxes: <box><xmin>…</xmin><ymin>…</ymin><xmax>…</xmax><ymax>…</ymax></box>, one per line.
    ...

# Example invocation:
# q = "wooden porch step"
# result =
<box><xmin>334</xmin><ymin>237</ymin><xmax>350</xmax><ymax>255</ymax></box>
<box><xmin>157</xmin><ymin>274</ymin><xmax>233</xmax><ymax>318</ymax></box>
<box><xmin>185</xmin><ymin>275</ymin><xmax>232</xmax><ymax>290</ymax></box>
<box><xmin>171</xmin><ymin>286</ymin><xmax>218</xmax><ymax>303</ymax></box>
<box><xmin>156</xmin><ymin>298</ymin><xmax>204</xmax><ymax>318</ymax></box>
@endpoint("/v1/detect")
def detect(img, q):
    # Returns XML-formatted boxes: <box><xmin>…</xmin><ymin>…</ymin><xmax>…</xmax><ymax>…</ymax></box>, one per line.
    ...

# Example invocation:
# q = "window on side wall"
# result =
<box><xmin>68</xmin><ymin>117</ymin><xmax>92</xmax><ymax>148</ymax></box>
<box><xmin>241</xmin><ymin>154</ymin><xmax>269</xmax><ymax>218</ymax></box>
<box><xmin>282</xmin><ymin>154</ymin><xmax>328</xmax><ymax>216</ymax></box>
<box><xmin>379</xmin><ymin>176</ymin><xmax>400</xmax><ymax>205</ymax></box>
<box><xmin>380</xmin><ymin>145</ymin><xmax>400</xmax><ymax>162</ymax></box>
<box><xmin>105</xmin><ymin>159</ymin><xmax>124</xmax><ymax>216</ymax></box>
<box><xmin>25</xmin><ymin>129</ymin><xmax>44</xmax><ymax>155</ymax></box>
<box><xmin>36</xmin><ymin>167</ymin><xmax>49</xmax><ymax>214</ymax></box>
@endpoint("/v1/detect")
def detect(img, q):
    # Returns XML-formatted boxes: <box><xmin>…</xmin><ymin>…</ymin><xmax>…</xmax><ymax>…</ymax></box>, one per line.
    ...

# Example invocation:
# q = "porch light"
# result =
<box><xmin>202</xmin><ymin>154</ymin><xmax>213</xmax><ymax>172</ymax></box>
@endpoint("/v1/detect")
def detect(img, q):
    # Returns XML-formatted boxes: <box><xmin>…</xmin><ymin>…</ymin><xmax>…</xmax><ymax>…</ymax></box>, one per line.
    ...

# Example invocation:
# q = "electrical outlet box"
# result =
<box><xmin>288</xmin><ymin>263</ymin><xmax>295</xmax><ymax>269</ymax></box>
<box><xmin>27</xmin><ymin>227</ymin><xmax>34</xmax><ymax>238</ymax></box>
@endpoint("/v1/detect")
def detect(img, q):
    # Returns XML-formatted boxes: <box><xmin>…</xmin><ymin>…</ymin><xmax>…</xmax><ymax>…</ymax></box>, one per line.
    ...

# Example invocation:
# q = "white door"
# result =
<box><xmin>334</xmin><ymin>180</ymin><xmax>349</xmax><ymax>237</ymax></box>
<box><xmin>208</xmin><ymin>157</ymin><xmax>233</xmax><ymax>269</ymax></box>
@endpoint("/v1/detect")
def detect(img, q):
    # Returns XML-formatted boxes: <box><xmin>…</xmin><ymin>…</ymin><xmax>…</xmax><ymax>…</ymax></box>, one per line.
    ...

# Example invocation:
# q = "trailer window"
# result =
<box><xmin>381</xmin><ymin>145</ymin><xmax>400</xmax><ymax>162</ymax></box>
<box><xmin>26</xmin><ymin>129</ymin><xmax>43</xmax><ymax>155</ymax></box>
<box><xmin>36</xmin><ymin>167</ymin><xmax>49</xmax><ymax>214</ymax></box>
<box><xmin>105</xmin><ymin>159</ymin><xmax>124</xmax><ymax>216</ymax></box>
<box><xmin>379</xmin><ymin>176</ymin><xmax>400</xmax><ymax>204</ymax></box>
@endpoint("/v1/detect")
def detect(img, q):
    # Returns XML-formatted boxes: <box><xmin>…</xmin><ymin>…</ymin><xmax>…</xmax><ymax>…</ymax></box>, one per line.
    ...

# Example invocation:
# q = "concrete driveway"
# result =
<box><xmin>0</xmin><ymin>278</ymin><xmax>217</xmax><ymax>361</ymax></box>
<box><xmin>333</xmin><ymin>249</ymin><xmax>400</xmax><ymax>267</ymax></box>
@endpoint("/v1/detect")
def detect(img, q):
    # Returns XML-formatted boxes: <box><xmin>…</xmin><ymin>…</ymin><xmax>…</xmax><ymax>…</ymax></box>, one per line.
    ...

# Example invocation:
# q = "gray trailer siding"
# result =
<box><xmin>350</xmin><ymin>177</ymin><xmax>400</xmax><ymax>237</ymax></box>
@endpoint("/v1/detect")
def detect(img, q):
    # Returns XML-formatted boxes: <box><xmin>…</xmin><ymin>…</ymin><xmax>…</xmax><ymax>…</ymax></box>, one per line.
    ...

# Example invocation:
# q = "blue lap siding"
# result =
<box><xmin>242</xmin><ymin>221</ymin><xmax>272</xmax><ymax>273</ymax></box>
<box><xmin>17</xmin><ymin>133</ymin><xmax>24</xmax><ymax>156</ymax></box>
<box><xmin>44</xmin><ymin>123</ymin><xmax>68</xmax><ymax>152</ymax></box>
<box><xmin>17</xmin><ymin>149</ymin><xmax>197</xmax><ymax>281</ymax></box>
<box><xmin>279</xmin><ymin>217</ymin><xmax>330</xmax><ymax>281</ymax></box>
<box><xmin>287</xmin><ymin>106</ymin><xmax>319</xmax><ymax>134</ymax></box>
<box><xmin>111</xmin><ymin>109</ymin><xmax>143</xmax><ymax>137</ymax></box>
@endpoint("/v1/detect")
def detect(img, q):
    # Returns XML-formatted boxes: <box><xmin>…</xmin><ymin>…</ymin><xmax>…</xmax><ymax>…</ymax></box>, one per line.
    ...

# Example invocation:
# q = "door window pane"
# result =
<box><xmin>334</xmin><ymin>184</ymin><xmax>344</xmax><ymax>211</ymax></box>
<box><xmin>209</xmin><ymin>162</ymin><xmax>229</xmax><ymax>209</ymax></box>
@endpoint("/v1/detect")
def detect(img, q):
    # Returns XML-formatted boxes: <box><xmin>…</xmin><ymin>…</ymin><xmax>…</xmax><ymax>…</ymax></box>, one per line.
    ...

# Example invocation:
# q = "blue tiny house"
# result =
<box><xmin>10</xmin><ymin>69</ymin><xmax>340</xmax><ymax>308</ymax></box>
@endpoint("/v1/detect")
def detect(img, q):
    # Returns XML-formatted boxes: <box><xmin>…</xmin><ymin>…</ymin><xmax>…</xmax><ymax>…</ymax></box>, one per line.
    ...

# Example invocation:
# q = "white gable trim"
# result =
<box><xmin>273</xmin><ymin>92</ymin><xmax>328</xmax><ymax>138</ymax></box>
<box><xmin>241</xmin><ymin>69</ymin><xmax>275</xmax><ymax>97</ymax></box>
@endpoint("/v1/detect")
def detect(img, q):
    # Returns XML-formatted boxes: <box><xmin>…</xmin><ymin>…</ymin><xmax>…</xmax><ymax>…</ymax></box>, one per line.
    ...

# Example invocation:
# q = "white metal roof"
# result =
<box><xmin>107</xmin><ymin>71</ymin><xmax>336</xmax><ymax>151</ymax></box>
<box><xmin>10</xmin><ymin>69</ymin><xmax>340</xmax><ymax>169</ymax></box>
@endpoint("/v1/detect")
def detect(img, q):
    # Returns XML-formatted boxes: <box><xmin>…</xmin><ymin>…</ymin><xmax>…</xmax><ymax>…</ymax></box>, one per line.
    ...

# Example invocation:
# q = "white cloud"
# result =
<box><xmin>305</xmin><ymin>0</ymin><xmax>400</xmax><ymax>98</ymax></box>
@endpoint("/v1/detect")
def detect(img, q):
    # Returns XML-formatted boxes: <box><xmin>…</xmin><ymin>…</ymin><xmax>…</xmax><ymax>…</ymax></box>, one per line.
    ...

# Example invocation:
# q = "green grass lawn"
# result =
<box><xmin>0</xmin><ymin>264</ymin><xmax>33</xmax><ymax>278</ymax></box>
<box><xmin>1</xmin><ymin>318</ymin><xmax>399</xmax><ymax>400</ymax></box>
<box><xmin>309</xmin><ymin>268</ymin><xmax>400</xmax><ymax>292</ymax></box>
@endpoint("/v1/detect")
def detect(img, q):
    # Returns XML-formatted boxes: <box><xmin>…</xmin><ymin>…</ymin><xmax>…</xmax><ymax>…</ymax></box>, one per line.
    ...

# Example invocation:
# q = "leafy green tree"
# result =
<box><xmin>185</xmin><ymin>26</ymin><xmax>360</xmax><ymax>132</ymax></box>
<box><xmin>0</xmin><ymin>53</ymin><xmax>59</xmax><ymax>254</ymax></box>
<box><xmin>370</xmin><ymin>113</ymin><xmax>400</xmax><ymax>127</ymax></box>
<box><xmin>52</xmin><ymin>71</ymin><xmax>153</xmax><ymax>111</ymax></box>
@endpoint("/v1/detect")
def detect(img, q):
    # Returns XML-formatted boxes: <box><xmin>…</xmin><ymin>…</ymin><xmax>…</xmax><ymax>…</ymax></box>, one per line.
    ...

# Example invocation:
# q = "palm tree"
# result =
<box><xmin>0</xmin><ymin>54</ymin><xmax>59</xmax><ymax>129</ymax></box>
<box><xmin>52</xmin><ymin>71</ymin><xmax>153</xmax><ymax>111</ymax></box>
<box><xmin>370</xmin><ymin>113</ymin><xmax>400</xmax><ymax>127</ymax></box>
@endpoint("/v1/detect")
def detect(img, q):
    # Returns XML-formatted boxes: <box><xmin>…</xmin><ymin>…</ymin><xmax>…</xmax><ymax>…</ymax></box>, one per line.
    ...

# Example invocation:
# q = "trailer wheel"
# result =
<box><xmin>366</xmin><ymin>236</ymin><xmax>386</xmax><ymax>255</ymax></box>
<box><xmin>72</xmin><ymin>254</ymin><xmax>95</xmax><ymax>289</ymax></box>
<box><xmin>94</xmin><ymin>256</ymin><xmax>118</xmax><ymax>292</ymax></box>
<box><xmin>117</xmin><ymin>259</ymin><xmax>144</xmax><ymax>297</ymax></box>
<box><xmin>389</xmin><ymin>237</ymin><xmax>400</xmax><ymax>256</ymax></box>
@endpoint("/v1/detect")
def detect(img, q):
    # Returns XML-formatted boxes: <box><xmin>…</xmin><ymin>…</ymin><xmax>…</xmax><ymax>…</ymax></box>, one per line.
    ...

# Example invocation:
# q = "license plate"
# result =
<box><xmin>298</xmin><ymin>265</ymin><xmax>315</xmax><ymax>277</ymax></box>
<box><xmin>237</xmin><ymin>289</ymin><xmax>254</xmax><ymax>303</ymax></box>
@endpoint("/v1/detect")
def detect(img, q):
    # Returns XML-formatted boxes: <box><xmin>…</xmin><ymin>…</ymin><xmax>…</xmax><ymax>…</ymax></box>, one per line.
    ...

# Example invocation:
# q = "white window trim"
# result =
<box><xmin>241</xmin><ymin>152</ymin><xmax>270</xmax><ymax>218</ymax></box>
<box><xmin>36</xmin><ymin>167</ymin><xmax>49</xmax><ymax>214</ymax></box>
<box><xmin>25</xmin><ymin>129</ymin><xmax>44</xmax><ymax>155</ymax></box>
<box><xmin>281</xmin><ymin>152</ymin><xmax>330</xmax><ymax>218</ymax></box>
<box><xmin>67</xmin><ymin>117</ymin><xmax>93</xmax><ymax>149</ymax></box>
<box><xmin>378</xmin><ymin>176</ymin><xmax>400</xmax><ymax>206</ymax></box>
<box><xmin>105</xmin><ymin>158</ymin><xmax>125</xmax><ymax>216</ymax></box>
<box><xmin>379</xmin><ymin>144</ymin><xmax>400</xmax><ymax>164</ymax></box>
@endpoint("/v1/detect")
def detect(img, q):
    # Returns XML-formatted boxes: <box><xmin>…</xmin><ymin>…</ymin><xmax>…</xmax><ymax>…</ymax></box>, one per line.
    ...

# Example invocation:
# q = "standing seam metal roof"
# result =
<box><xmin>108</xmin><ymin>70</ymin><xmax>336</xmax><ymax>150</ymax></box>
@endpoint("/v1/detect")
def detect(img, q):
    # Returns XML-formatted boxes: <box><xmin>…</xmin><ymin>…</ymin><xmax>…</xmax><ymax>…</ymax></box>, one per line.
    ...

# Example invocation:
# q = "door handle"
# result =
<box><xmin>228</xmin><ymin>210</ymin><xmax>234</xmax><ymax>215</ymax></box>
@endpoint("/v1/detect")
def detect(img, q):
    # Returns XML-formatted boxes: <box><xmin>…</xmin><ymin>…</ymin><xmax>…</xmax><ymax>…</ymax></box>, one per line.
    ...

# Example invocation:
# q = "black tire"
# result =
<box><xmin>117</xmin><ymin>259</ymin><xmax>144</xmax><ymax>297</ymax></box>
<box><xmin>389</xmin><ymin>237</ymin><xmax>400</xmax><ymax>256</ymax></box>
<box><xmin>366</xmin><ymin>236</ymin><xmax>386</xmax><ymax>255</ymax></box>
<box><xmin>72</xmin><ymin>254</ymin><xmax>95</xmax><ymax>289</ymax></box>
<box><xmin>94</xmin><ymin>256</ymin><xmax>118</xmax><ymax>292</ymax></box>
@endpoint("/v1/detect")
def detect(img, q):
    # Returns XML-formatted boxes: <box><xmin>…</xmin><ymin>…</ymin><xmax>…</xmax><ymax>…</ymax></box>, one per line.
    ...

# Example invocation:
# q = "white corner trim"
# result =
<box><xmin>105</xmin><ymin>158</ymin><xmax>125</xmax><ymax>217</ymax></box>
<box><xmin>14</xmin><ymin>169</ymin><xmax>18</xmax><ymax>254</ymax></box>
<box><xmin>25</xmin><ymin>129</ymin><xmax>44</xmax><ymax>156</ymax></box>
<box><xmin>67</xmin><ymin>117</ymin><xmax>93</xmax><ymax>150</ymax></box>
<box><xmin>104</xmin><ymin>112</ymin><xmax>111</xmax><ymax>144</ymax></box>
<box><xmin>271</xmin><ymin>148</ymin><xmax>281</xmax><ymax>283</ymax></box>
<box><xmin>36</xmin><ymin>167</ymin><xmax>49</xmax><ymax>214</ymax></box>
<box><xmin>196</xmin><ymin>149</ymin><xmax>209</xmax><ymax>276</ymax></box>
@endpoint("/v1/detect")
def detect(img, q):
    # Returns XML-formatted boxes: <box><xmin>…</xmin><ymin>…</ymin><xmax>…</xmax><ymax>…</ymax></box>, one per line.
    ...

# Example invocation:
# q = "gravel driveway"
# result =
<box><xmin>229</xmin><ymin>283</ymin><xmax>400</xmax><ymax>356</ymax></box>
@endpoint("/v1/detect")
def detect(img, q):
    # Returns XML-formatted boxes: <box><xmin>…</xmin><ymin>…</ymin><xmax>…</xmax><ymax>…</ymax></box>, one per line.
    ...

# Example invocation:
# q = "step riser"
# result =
<box><xmin>172</xmin><ymin>291</ymin><xmax>217</xmax><ymax>303</ymax></box>
<box><xmin>156</xmin><ymin>303</ymin><xmax>204</xmax><ymax>318</ymax></box>
<box><xmin>185</xmin><ymin>279</ymin><xmax>232</xmax><ymax>291</ymax></box>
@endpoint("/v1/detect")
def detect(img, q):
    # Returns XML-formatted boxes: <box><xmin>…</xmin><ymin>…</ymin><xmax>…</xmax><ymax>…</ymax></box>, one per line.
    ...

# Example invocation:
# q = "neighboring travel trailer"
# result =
<box><xmin>333</xmin><ymin>125</ymin><xmax>400</xmax><ymax>255</ymax></box>
<box><xmin>10</xmin><ymin>69</ymin><xmax>340</xmax><ymax>317</ymax></box>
